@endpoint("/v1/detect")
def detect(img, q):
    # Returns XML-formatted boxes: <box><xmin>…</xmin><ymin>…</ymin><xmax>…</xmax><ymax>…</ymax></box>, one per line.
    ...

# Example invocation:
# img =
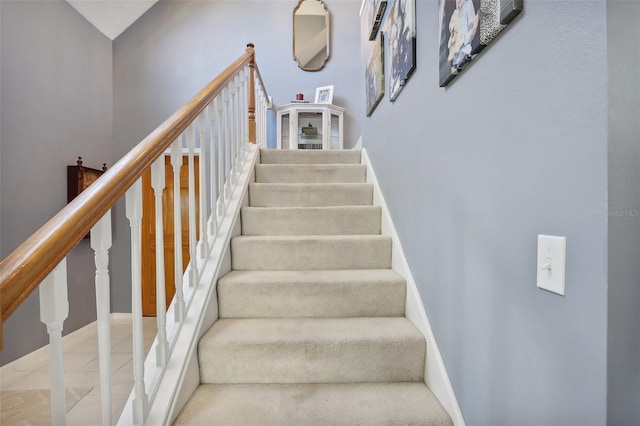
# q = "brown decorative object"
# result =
<box><xmin>67</xmin><ymin>157</ymin><xmax>107</xmax><ymax>238</ymax></box>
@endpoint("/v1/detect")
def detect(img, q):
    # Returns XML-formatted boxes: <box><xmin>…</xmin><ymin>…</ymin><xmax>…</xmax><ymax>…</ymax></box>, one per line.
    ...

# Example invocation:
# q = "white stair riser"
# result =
<box><xmin>249</xmin><ymin>183</ymin><xmax>373</xmax><ymax>207</ymax></box>
<box><xmin>231</xmin><ymin>236</ymin><xmax>392</xmax><ymax>270</ymax></box>
<box><xmin>260</xmin><ymin>149</ymin><xmax>361</xmax><ymax>164</ymax></box>
<box><xmin>218</xmin><ymin>280</ymin><xmax>405</xmax><ymax>318</ymax></box>
<box><xmin>255</xmin><ymin>164</ymin><xmax>367</xmax><ymax>183</ymax></box>
<box><xmin>241</xmin><ymin>206</ymin><xmax>381</xmax><ymax>236</ymax></box>
<box><xmin>175</xmin><ymin>383</ymin><xmax>453</xmax><ymax>426</ymax></box>
<box><xmin>199</xmin><ymin>320</ymin><xmax>425</xmax><ymax>384</ymax></box>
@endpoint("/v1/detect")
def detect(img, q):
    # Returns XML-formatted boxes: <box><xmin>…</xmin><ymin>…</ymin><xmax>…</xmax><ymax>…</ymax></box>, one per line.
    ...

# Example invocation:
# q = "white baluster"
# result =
<box><xmin>207</xmin><ymin>102</ymin><xmax>218</xmax><ymax>239</ymax></box>
<box><xmin>263</xmin><ymin>90</ymin><xmax>268</xmax><ymax>148</ymax></box>
<box><xmin>260</xmin><ymin>95</ymin><xmax>264</xmax><ymax>148</ymax></box>
<box><xmin>223</xmin><ymin>87</ymin><xmax>232</xmax><ymax>200</ymax></box>
<box><xmin>216</xmin><ymin>96</ymin><xmax>225</xmax><ymax>216</ymax></box>
<box><xmin>229</xmin><ymin>79</ymin><xmax>237</xmax><ymax>185</ymax></box>
<box><xmin>197</xmin><ymin>113</ymin><xmax>208</xmax><ymax>260</ymax></box>
<box><xmin>91</xmin><ymin>213</ymin><xmax>112</xmax><ymax>426</ymax></box>
<box><xmin>242</xmin><ymin>67</ymin><xmax>249</xmax><ymax>153</ymax></box>
<box><xmin>170</xmin><ymin>139</ymin><xmax>185</xmax><ymax>322</ymax></box>
<box><xmin>186</xmin><ymin>124</ymin><xmax>198</xmax><ymax>287</ymax></box>
<box><xmin>263</xmin><ymin>91</ymin><xmax>268</xmax><ymax>148</ymax></box>
<box><xmin>39</xmin><ymin>259</ymin><xmax>69</xmax><ymax>426</ymax></box>
<box><xmin>234</xmin><ymin>74</ymin><xmax>243</xmax><ymax>169</ymax></box>
<box><xmin>151</xmin><ymin>158</ymin><xmax>169</xmax><ymax>367</ymax></box>
<box><xmin>258</xmin><ymin>87</ymin><xmax>264</xmax><ymax>148</ymax></box>
<box><xmin>125</xmin><ymin>179</ymin><xmax>148</xmax><ymax>425</ymax></box>
<box><xmin>254</xmin><ymin>77</ymin><xmax>260</xmax><ymax>148</ymax></box>
<box><xmin>257</xmin><ymin>89</ymin><xmax>263</xmax><ymax>148</ymax></box>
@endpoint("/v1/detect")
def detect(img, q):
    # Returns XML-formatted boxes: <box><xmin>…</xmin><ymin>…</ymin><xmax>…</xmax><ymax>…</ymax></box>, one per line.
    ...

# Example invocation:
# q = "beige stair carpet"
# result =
<box><xmin>175</xmin><ymin>149</ymin><xmax>452</xmax><ymax>425</ymax></box>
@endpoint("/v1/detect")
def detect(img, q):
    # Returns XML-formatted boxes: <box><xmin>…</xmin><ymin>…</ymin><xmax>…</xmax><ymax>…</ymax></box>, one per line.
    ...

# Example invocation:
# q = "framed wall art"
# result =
<box><xmin>368</xmin><ymin>0</ymin><xmax>388</xmax><ymax>41</ymax></box>
<box><xmin>315</xmin><ymin>85</ymin><xmax>334</xmax><ymax>104</ymax></box>
<box><xmin>438</xmin><ymin>0</ymin><xmax>523</xmax><ymax>87</ymax></box>
<box><xmin>366</xmin><ymin>33</ymin><xmax>385</xmax><ymax>117</ymax></box>
<box><xmin>388</xmin><ymin>0</ymin><xmax>416</xmax><ymax>101</ymax></box>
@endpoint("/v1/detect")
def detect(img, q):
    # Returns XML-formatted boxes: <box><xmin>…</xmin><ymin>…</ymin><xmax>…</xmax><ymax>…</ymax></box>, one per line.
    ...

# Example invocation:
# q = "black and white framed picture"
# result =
<box><xmin>388</xmin><ymin>0</ymin><xmax>416</xmax><ymax>101</ymax></box>
<box><xmin>368</xmin><ymin>0</ymin><xmax>388</xmax><ymax>41</ymax></box>
<box><xmin>439</xmin><ymin>0</ymin><xmax>522</xmax><ymax>87</ymax></box>
<box><xmin>366</xmin><ymin>33</ymin><xmax>385</xmax><ymax>117</ymax></box>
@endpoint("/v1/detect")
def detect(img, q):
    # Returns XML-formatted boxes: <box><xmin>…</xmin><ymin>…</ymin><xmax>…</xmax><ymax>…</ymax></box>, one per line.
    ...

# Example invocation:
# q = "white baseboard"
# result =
<box><xmin>109</xmin><ymin>312</ymin><xmax>132</xmax><ymax>321</ymax></box>
<box><xmin>361</xmin><ymin>148</ymin><xmax>465</xmax><ymax>426</ymax></box>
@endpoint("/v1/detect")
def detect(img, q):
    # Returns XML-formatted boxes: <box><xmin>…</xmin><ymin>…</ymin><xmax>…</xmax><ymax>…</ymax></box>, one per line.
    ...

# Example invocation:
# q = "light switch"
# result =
<box><xmin>537</xmin><ymin>235</ymin><xmax>566</xmax><ymax>295</ymax></box>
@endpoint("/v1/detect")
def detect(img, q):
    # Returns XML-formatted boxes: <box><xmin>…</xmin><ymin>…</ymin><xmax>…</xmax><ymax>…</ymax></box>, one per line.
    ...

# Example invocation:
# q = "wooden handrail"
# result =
<box><xmin>0</xmin><ymin>45</ymin><xmax>268</xmax><ymax>347</ymax></box>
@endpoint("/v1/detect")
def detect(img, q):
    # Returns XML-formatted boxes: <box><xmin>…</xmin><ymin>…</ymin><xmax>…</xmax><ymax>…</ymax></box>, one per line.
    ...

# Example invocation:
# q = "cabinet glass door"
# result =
<box><xmin>298</xmin><ymin>112</ymin><xmax>323</xmax><ymax>150</ymax></box>
<box><xmin>280</xmin><ymin>112</ymin><xmax>290</xmax><ymax>149</ymax></box>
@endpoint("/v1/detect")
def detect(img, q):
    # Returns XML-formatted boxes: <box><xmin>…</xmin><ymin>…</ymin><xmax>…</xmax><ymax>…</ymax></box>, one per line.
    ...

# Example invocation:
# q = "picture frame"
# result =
<box><xmin>315</xmin><ymin>85</ymin><xmax>334</xmax><ymax>104</ymax></box>
<box><xmin>368</xmin><ymin>0</ymin><xmax>388</xmax><ymax>41</ymax></box>
<box><xmin>388</xmin><ymin>0</ymin><xmax>416</xmax><ymax>101</ymax></box>
<box><xmin>366</xmin><ymin>32</ymin><xmax>385</xmax><ymax>117</ymax></box>
<box><xmin>438</xmin><ymin>0</ymin><xmax>522</xmax><ymax>87</ymax></box>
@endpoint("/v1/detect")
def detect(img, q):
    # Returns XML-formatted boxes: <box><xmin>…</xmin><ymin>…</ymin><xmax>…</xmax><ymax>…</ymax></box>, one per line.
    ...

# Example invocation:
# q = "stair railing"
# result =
<box><xmin>0</xmin><ymin>43</ymin><xmax>269</xmax><ymax>425</ymax></box>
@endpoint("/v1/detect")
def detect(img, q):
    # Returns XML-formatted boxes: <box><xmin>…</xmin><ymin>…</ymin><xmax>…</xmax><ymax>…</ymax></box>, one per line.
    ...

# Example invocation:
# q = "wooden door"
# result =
<box><xmin>141</xmin><ymin>156</ymin><xmax>199</xmax><ymax>316</ymax></box>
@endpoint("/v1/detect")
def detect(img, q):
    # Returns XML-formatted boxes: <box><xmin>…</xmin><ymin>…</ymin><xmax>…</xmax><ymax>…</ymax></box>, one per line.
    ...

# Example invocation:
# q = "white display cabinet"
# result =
<box><xmin>276</xmin><ymin>103</ymin><xmax>345</xmax><ymax>150</ymax></box>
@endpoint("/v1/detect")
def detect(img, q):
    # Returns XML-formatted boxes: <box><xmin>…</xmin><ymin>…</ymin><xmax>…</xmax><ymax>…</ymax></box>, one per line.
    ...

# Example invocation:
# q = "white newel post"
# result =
<box><xmin>39</xmin><ymin>258</ymin><xmax>69</xmax><ymax>426</ymax></box>
<box><xmin>207</xmin><ymin>102</ymin><xmax>218</xmax><ymax>239</ymax></box>
<box><xmin>151</xmin><ymin>158</ymin><xmax>169</xmax><ymax>367</ymax></box>
<box><xmin>90</xmin><ymin>213</ymin><xmax>113</xmax><ymax>426</ymax></box>
<box><xmin>216</xmin><ymin>96</ymin><xmax>225</xmax><ymax>216</ymax></box>
<box><xmin>170</xmin><ymin>139</ymin><xmax>185</xmax><ymax>322</ymax></box>
<box><xmin>125</xmin><ymin>179</ymin><xmax>148</xmax><ymax>425</ymax></box>
<box><xmin>197</xmin><ymin>113</ymin><xmax>208</xmax><ymax>260</ymax></box>
<box><xmin>187</xmin><ymin>124</ymin><xmax>198</xmax><ymax>287</ymax></box>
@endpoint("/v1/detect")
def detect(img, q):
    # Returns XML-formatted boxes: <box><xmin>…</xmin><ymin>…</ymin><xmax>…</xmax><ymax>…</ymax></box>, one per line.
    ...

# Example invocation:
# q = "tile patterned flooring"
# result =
<box><xmin>0</xmin><ymin>316</ymin><xmax>156</xmax><ymax>425</ymax></box>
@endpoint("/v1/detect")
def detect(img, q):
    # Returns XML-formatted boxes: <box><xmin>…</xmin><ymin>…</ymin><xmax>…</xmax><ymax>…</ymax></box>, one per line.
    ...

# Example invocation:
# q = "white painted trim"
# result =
<box><xmin>359</xmin><ymin>0</ymin><xmax>367</xmax><ymax>18</ymax></box>
<box><xmin>361</xmin><ymin>148</ymin><xmax>465</xmax><ymax>426</ymax></box>
<box><xmin>162</xmin><ymin>148</ymin><xmax>201</xmax><ymax>155</ymax></box>
<box><xmin>109</xmin><ymin>312</ymin><xmax>133</xmax><ymax>321</ymax></box>
<box><xmin>117</xmin><ymin>145</ymin><xmax>259</xmax><ymax>426</ymax></box>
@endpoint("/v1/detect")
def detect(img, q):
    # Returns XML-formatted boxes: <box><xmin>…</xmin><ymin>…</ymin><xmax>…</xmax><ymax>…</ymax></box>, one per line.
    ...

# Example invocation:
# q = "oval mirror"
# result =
<box><xmin>293</xmin><ymin>0</ymin><xmax>330</xmax><ymax>71</ymax></box>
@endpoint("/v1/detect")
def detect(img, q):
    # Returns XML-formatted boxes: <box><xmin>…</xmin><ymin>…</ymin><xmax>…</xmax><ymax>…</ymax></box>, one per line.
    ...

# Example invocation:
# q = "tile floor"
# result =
<box><xmin>1</xmin><ymin>315</ymin><xmax>157</xmax><ymax>425</ymax></box>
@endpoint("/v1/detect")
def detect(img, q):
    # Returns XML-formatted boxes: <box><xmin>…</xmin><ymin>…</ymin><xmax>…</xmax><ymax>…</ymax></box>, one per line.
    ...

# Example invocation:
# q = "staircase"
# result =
<box><xmin>174</xmin><ymin>149</ymin><xmax>453</xmax><ymax>425</ymax></box>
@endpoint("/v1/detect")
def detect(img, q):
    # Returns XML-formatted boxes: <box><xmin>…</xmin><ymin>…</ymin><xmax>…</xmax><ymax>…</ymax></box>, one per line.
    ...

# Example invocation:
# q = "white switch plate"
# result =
<box><xmin>537</xmin><ymin>235</ymin><xmax>567</xmax><ymax>295</ymax></box>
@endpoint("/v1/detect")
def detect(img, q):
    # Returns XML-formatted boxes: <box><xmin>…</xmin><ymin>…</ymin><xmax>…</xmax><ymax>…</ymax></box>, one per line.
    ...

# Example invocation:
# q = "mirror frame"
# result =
<box><xmin>293</xmin><ymin>0</ymin><xmax>331</xmax><ymax>71</ymax></box>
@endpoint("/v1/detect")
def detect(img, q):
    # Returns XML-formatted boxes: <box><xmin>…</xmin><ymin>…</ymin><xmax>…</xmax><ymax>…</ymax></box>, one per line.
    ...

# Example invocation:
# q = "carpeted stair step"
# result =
<box><xmin>231</xmin><ymin>235</ymin><xmax>391</xmax><ymax>270</ymax></box>
<box><xmin>218</xmin><ymin>269</ymin><xmax>406</xmax><ymax>318</ymax></box>
<box><xmin>174</xmin><ymin>382</ymin><xmax>453</xmax><ymax>426</ymax></box>
<box><xmin>255</xmin><ymin>164</ymin><xmax>367</xmax><ymax>183</ymax></box>
<box><xmin>249</xmin><ymin>183</ymin><xmax>373</xmax><ymax>207</ymax></box>
<box><xmin>241</xmin><ymin>206</ymin><xmax>381</xmax><ymax>235</ymax></box>
<box><xmin>198</xmin><ymin>317</ymin><xmax>425</xmax><ymax>384</ymax></box>
<box><xmin>260</xmin><ymin>148</ymin><xmax>361</xmax><ymax>164</ymax></box>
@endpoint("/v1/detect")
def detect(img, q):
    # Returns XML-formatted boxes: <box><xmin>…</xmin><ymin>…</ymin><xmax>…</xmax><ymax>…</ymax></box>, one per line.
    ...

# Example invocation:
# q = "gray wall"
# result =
<box><xmin>111</xmin><ymin>0</ymin><xmax>363</xmax><ymax>312</ymax></box>
<box><xmin>0</xmin><ymin>1</ymin><xmax>113</xmax><ymax>365</ymax></box>
<box><xmin>361</xmin><ymin>1</ymin><xmax>609</xmax><ymax>424</ymax></box>
<box><xmin>606</xmin><ymin>1</ymin><xmax>640</xmax><ymax>424</ymax></box>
